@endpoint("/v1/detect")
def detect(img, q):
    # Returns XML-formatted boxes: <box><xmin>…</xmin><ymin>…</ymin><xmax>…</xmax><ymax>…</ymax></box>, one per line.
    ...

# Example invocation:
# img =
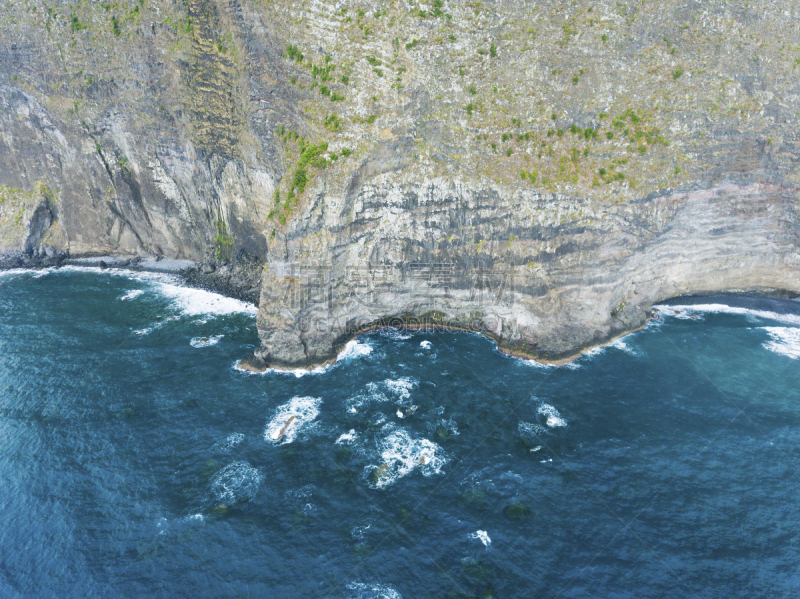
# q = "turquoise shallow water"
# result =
<box><xmin>1</xmin><ymin>268</ymin><xmax>800</xmax><ymax>598</ymax></box>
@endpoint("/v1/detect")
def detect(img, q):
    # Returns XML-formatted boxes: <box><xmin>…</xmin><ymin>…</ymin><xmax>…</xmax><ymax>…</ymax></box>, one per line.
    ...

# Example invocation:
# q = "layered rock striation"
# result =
<box><xmin>1</xmin><ymin>1</ymin><xmax>799</xmax><ymax>367</ymax></box>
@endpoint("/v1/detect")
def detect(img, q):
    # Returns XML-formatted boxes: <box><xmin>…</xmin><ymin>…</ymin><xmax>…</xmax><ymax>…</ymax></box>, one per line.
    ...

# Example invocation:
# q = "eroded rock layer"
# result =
<box><xmin>1</xmin><ymin>1</ymin><xmax>799</xmax><ymax>366</ymax></box>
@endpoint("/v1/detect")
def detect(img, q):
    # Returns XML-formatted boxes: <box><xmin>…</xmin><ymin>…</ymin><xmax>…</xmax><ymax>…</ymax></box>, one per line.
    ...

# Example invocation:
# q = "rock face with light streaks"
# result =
<box><xmin>1</xmin><ymin>1</ymin><xmax>799</xmax><ymax>366</ymax></box>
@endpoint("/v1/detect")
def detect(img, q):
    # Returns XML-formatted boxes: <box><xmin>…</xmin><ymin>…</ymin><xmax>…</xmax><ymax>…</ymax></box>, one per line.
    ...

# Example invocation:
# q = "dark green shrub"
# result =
<box><xmin>70</xmin><ymin>13</ymin><xmax>86</xmax><ymax>32</ymax></box>
<box><xmin>286</xmin><ymin>44</ymin><xmax>304</xmax><ymax>62</ymax></box>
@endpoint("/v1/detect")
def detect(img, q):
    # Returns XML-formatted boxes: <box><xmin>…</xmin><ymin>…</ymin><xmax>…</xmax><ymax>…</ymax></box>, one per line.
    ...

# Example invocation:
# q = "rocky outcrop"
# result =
<box><xmin>253</xmin><ymin>181</ymin><xmax>800</xmax><ymax>368</ymax></box>
<box><xmin>1</xmin><ymin>1</ymin><xmax>800</xmax><ymax>367</ymax></box>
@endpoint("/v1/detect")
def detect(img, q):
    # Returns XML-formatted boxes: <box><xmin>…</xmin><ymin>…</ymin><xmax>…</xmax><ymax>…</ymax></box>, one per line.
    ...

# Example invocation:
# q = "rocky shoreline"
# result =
<box><xmin>180</xmin><ymin>255</ymin><xmax>263</xmax><ymax>307</ymax></box>
<box><xmin>0</xmin><ymin>249</ymin><xmax>263</xmax><ymax>309</ymax></box>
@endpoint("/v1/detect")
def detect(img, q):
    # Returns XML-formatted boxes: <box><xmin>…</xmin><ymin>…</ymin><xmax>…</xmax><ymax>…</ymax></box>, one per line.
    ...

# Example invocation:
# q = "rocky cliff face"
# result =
<box><xmin>2</xmin><ymin>1</ymin><xmax>799</xmax><ymax>367</ymax></box>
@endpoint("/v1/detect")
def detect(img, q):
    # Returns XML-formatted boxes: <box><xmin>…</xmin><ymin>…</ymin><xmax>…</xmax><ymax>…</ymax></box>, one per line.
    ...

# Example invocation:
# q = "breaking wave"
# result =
<box><xmin>265</xmin><ymin>396</ymin><xmax>322</xmax><ymax>445</ymax></box>
<box><xmin>538</xmin><ymin>403</ymin><xmax>567</xmax><ymax>427</ymax></box>
<box><xmin>761</xmin><ymin>327</ymin><xmax>800</xmax><ymax>359</ymax></box>
<box><xmin>656</xmin><ymin>303</ymin><xmax>800</xmax><ymax>326</ymax></box>
<box><xmin>367</xmin><ymin>425</ymin><xmax>447</xmax><ymax>489</ymax></box>
<box><xmin>190</xmin><ymin>335</ymin><xmax>223</xmax><ymax>348</ymax></box>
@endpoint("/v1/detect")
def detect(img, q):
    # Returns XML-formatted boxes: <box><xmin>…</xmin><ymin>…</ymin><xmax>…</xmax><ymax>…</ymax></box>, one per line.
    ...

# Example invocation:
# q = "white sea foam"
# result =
<box><xmin>182</xmin><ymin>513</ymin><xmax>205</xmax><ymax>523</ymax></box>
<box><xmin>238</xmin><ymin>339</ymin><xmax>373</xmax><ymax>378</ymax></box>
<box><xmin>368</xmin><ymin>425</ymin><xmax>447</xmax><ymax>489</ymax></box>
<box><xmin>385</xmin><ymin>377</ymin><xmax>417</xmax><ymax>401</ymax></box>
<box><xmin>761</xmin><ymin>327</ymin><xmax>800</xmax><ymax>359</ymax></box>
<box><xmin>338</xmin><ymin>339</ymin><xmax>373</xmax><ymax>361</ymax></box>
<box><xmin>656</xmin><ymin>303</ymin><xmax>800</xmax><ymax>326</ymax></box>
<box><xmin>336</xmin><ymin>429</ymin><xmax>358</xmax><ymax>445</ymax></box>
<box><xmin>210</xmin><ymin>461</ymin><xmax>264</xmax><ymax>504</ymax></box>
<box><xmin>22</xmin><ymin>266</ymin><xmax>256</xmax><ymax>317</ymax></box>
<box><xmin>154</xmin><ymin>281</ymin><xmax>257</xmax><ymax>316</ymax></box>
<box><xmin>538</xmin><ymin>403</ymin><xmax>567</xmax><ymax>427</ymax></box>
<box><xmin>120</xmin><ymin>289</ymin><xmax>144</xmax><ymax>301</ymax></box>
<box><xmin>190</xmin><ymin>335</ymin><xmax>223</xmax><ymax>348</ymax></box>
<box><xmin>133</xmin><ymin>315</ymin><xmax>179</xmax><ymax>337</ymax></box>
<box><xmin>213</xmin><ymin>432</ymin><xmax>245</xmax><ymax>452</ymax></box>
<box><xmin>345</xmin><ymin>582</ymin><xmax>403</xmax><ymax>599</ymax></box>
<box><xmin>265</xmin><ymin>396</ymin><xmax>322</xmax><ymax>444</ymax></box>
<box><xmin>0</xmin><ymin>268</ymin><xmax>28</xmax><ymax>278</ymax></box>
<box><xmin>380</xmin><ymin>327</ymin><xmax>412</xmax><ymax>340</ymax></box>
<box><xmin>521</xmin><ymin>358</ymin><xmax>555</xmax><ymax>369</ymax></box>
<box><xmin>518</xmin><ymin>421</ymin><xmax>547</xmax><ymax>441</ymax></box>
<box><xmin>420</xmin><ymin>340</ymin><xmax>433</xmax><ymax>349</ymax></box>
<box><xmin>346</xmin><ymin>382</ymin><xmax>390</xmax><ymax>414</ymax></box>
<box><xmin>469</xmin><ymin>530</ymin><xmax>492</xmax><ymax>548</ymax></box>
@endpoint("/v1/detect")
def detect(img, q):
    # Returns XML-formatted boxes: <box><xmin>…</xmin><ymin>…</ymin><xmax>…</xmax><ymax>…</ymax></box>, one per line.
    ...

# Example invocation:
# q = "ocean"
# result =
<box><xmin>1</xmin><ymin>268</ymin><xmax>799</xmax><ymax>598</ymax></box>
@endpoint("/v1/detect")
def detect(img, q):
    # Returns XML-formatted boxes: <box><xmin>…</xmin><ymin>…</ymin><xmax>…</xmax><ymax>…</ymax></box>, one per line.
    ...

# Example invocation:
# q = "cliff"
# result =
<box><xmin>1</xmin><ymin>1</ymin><xmax>799</xmax><ymax>367</ymax></box>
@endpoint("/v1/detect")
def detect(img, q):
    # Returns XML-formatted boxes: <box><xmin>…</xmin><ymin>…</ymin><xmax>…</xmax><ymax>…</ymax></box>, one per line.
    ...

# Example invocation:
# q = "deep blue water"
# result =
<box><xmin>1</xmin><ymin>268</ymin><xmax>800</xmax><ymax>598</ymax></box>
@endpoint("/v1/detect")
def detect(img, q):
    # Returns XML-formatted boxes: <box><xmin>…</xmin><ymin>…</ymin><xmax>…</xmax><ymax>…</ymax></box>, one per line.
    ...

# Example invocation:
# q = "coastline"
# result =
<box><xmin>5</xmin><ymin>255</ymin><xmax>797</xmax><ymax>376</ymax></box>
<box><xmin>240</xmin><ymin>288</ymin><xmax>800</xmax><ymax>375</ymax></box>
<box><xmin>0</xmin><ymin>251</ymin><xmax>262</xmax><ymax>306</ymax></box>
<box><xmin>238</xmin><ymin>319</ymin><xmax>655</xmax><ymax>375</ymax></box>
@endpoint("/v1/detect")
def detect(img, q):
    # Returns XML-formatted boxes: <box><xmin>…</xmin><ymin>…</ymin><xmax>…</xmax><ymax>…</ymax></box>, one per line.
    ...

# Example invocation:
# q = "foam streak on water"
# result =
<box><xmin>761</xmin><ymin>327</ymin><xmax>800</xmax><ymax>359</ymax></box>
<box><xmin>656</xmin><ymin>303</ymin><xmax>800</xmax><ymax>326</ymax></box>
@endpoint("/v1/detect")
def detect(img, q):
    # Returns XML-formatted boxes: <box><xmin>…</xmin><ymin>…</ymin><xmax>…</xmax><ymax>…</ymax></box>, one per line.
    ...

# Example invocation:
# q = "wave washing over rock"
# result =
<box><xmin>264</xmin><ymin>397</ymin><xmax>322</xmax><ymax>445</ymax></box>
<box><xmin>190</xmin><ymin>335</ymin><xmax>224</xmax><ymax>348</ymax></box>
<box><xmin>367</xmin><ymin>425</ymin><xmax>448</xmax><ymax>489</ymax></box>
